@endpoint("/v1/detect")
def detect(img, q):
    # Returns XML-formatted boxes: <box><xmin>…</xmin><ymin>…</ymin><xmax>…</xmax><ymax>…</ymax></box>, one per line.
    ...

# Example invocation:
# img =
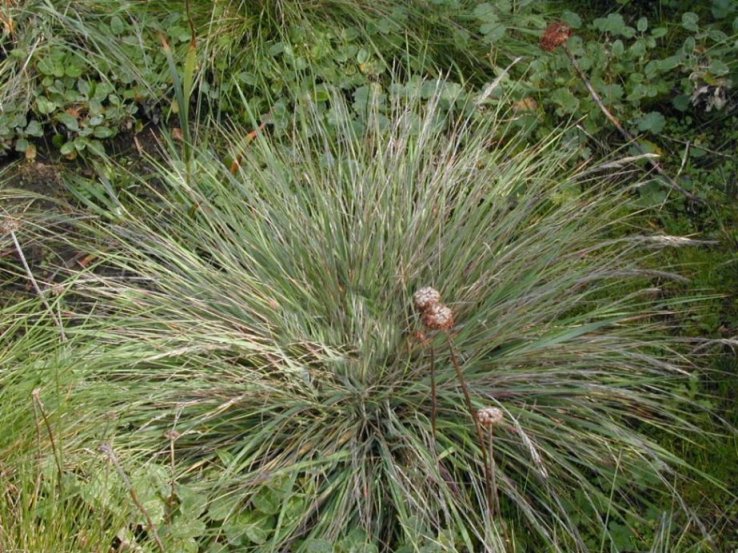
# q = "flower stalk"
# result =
<box><xmin>414</xmin><ymin>287</ymin><xmax>496</xmax><ymax>517</ymax></box>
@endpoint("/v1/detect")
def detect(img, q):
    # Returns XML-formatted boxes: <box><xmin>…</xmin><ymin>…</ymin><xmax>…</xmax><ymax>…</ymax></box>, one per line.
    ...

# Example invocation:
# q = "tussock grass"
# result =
<box><xmin>1</xmin><ymin>91</ymin><xmax>714</xmax><ymax>551</ymax></box>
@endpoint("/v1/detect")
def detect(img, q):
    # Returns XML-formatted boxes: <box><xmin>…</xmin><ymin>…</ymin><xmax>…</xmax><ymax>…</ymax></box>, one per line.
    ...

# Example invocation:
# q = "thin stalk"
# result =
<box><xmin>487</xmin><ymin>427</ymin><xmax>499</xmax><ymax>518</ymax></box>
<box><xmin>10</xmin><ymin>228</ymin><xmax>67</xmax><ymax>341</ymax></box>
<box><xmin>599</xmin><ymin>451</ymin><xmax>622</xmax><ymax>553</ymax></box>
<box><xmin>430</xmin><ymin>344</ymin><xmax>437</xmax><ymax>451</ymax></box>
<box><xmin>165</xmin><ymin>416</ymin><xmax>181</xmax><ymax>524</ymax></box>
<box><xmin>31</xmin><ymin>388</ymin><xmax>64</xmax><ymax>495</ymax></box>
<box><xmin>446</xmin><ymin>334</ymin><xmax>494</xmax><ymax>517</ymax></box>
<box><xmin>100</xmin><ymin>443</ymin><xmax>165</xmax><ymax>553</ymax></box>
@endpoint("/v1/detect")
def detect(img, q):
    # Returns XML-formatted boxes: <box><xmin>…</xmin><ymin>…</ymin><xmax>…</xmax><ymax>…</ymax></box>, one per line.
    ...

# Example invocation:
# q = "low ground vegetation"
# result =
<box><xmin>1</xmin><ymin>1</ymin><xmax>736</xmax><ymax>551</ymax></box>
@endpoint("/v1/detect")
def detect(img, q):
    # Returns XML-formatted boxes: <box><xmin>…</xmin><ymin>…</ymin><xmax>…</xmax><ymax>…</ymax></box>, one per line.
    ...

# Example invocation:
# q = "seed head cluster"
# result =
<box><xmin>413</xmin><ymin>286</ymin><xmax>441</xmax><ymax>311</ymax></box>
<box><xmin>1</xmin><ymin>217</ymin><xmax>20</xmax><ymax>234</ymax></box>
<box><xmin>477</xmin><ymin>407</ymin><xmax>504</xmax><ymax>428</ymax></box>
<box><xmin>413</xmin><ymin>286</ymin><xmax>454</xmax><ymax>331</ymax></box>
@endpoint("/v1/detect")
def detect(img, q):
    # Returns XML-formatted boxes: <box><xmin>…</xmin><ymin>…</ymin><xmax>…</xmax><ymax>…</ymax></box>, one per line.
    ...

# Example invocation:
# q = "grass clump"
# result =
<box><xmin>1</xmin><ymin>90</ymin><xmax>716</xmax><ymax>551</ymax></box>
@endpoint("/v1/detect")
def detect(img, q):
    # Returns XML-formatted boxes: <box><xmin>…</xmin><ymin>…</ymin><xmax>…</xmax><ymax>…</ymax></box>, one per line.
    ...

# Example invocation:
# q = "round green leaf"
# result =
<box><xmin>36</xmin><ymin>97</ymin><xmax>57</xmax><ymax>115</ymax></box>
<box><xmin>681</xmin><ymin>12</ymin><xmax>699</xmax><ymax>31</ymax></box>
<box><xmin>208</xmin><ymin>493</ymin><xmax>240</xmax><ymax>521</ymax></box>
<box><xmin>55</xmin><ymin>112</ymin><xmax>80</xmax><ymax>132</ymax></box>
<box><xmin>93</xmin><ymin>126</ymin><xmax>114</xmax><ymax>139</ymax></box>
<box><xmin>65</xmin><ymin>62</ymin><xmax>84</xmax><ymax>78</ymax></box>
<box><xmin>636</xmin><ymin>111</ymin><xmax>666</xmax><ymax>134</ymax></box>
<box><xmin>252</xmin><ymin>487</ymin><xmax>281</xmax><ymax>515</ymax></box>
<box><xmin>301</xmin><ymin>539</ymin><xmax>333</xmax><ymax>553</ymax></box>
<box><xmin>110</xmin><ymin>15</ymin><xmax>125</xmax><ymax>35</ymax></box>
<box><xmin>25</xmin><ymin>120</ymin><xmax>43</xmax><ymax>137</ymax></box>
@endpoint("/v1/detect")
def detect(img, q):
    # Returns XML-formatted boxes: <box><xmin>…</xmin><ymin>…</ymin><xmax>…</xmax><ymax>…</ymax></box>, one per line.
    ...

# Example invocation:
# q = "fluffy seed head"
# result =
<box><xmin>1</xmin><ymin>217</ymin><xmax>20</xmax><ymax>234</ymax></box>
<box><xmin>413</xmin><ymin>286</ymin><xmax>441</xmax><ymax>311</ymax></box>
<box><xmin>540</xmin><ymin>22</ymin><xmax>572</xmax><ymax>52</ymax></box>
<box><xmin>477</xmin><ymin>407</ymin><xmax>504</xmax><ymax>428</ymax></box>
<box><xmin>421</xmin><ymin>302</ymin><xmax>454</xmax><ymax>330</ymax></box>
<box><xmin>49</xmin><ymin>283</ymin><xmax>65</xmax><ymax>296</ymax></box>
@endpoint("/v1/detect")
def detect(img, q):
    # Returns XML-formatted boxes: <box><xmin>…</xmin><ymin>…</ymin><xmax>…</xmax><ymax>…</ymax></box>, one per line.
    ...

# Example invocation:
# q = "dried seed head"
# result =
<box><xmin>421</xmin><ymin>302</ymin><xmax>454</xmax><ymax>331</ymax></box>
<box><xmin>49</xmin><ymin>283</ymin><xmax>65</xmax><ymax>296</ymax></box>
<box><xmin>1</xmin><ymin>217</ymin><xmax>20</xmax><ymax>234</ymax></box>
<box><xmin>165</xmin><ymin>430</ymin><xmax>181</xmax><ymax>441</ymax></box>
<box><xmin>413</xmin><ymin>286</ymin><xmax>441</xmax><ymax>311</ymax></box>
<box><xmin>540</xmin><ymin>21</ymin><xmax>572</xmax><ymax>52</ymax></box>
<box><xmin>477</xmin><ymin>407</ymin><xmax>504</xmax><ymax>428</ymax></box>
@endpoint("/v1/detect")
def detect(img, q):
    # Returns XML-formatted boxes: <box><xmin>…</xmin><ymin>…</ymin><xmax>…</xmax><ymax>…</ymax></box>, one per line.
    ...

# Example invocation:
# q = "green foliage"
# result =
<box><xmin>1</xmin><ymin>0</ymin><xmax>735</xmax><ymax>176</ymax></box>
<box><xmin>0</xmin><ymin>0</ymin><xmax>180</xmax><ymax>159</ymax></box>
<box><xmin>507</xmin><ymin>3</ymin><xmax>737</xmax><ymax>145</ymax></box>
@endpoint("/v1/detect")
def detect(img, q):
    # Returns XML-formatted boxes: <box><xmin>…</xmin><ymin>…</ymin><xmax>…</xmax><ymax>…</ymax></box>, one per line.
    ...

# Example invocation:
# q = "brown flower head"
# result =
<box><xmin>421</xmin><ymin>302</ymin><xmax>454</xmax><ymax>331</ymax></box>
<box><xmin>477</xmin><ymin>407</ymin><xmax>504</xmax><ymax>428</ymax></box>
<box><xmin>413</xmin><ymin>286</ymin><xmax>441</xmax><ymax>311</ymax></box>
<box><xmin>540</xmin><ymin>21</ymin><xmax>572</xmax><ymax>52</ymax></box>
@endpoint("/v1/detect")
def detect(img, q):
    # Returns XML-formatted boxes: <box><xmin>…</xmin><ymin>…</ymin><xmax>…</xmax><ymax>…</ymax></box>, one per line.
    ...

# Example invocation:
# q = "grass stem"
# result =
<box><xmin>100</xmin><ymin>443</ymin><xmax>165</xmax><ymax>552</ymax></box>
<box><xmin>31</xmin><ymin>388</ymin><xmax>64</xmax><ymax>495</ymax></box>
<box><xmin>10</xmin><ymin>229</ymin><xmax>66</xmax><ymax>341</ymax></box>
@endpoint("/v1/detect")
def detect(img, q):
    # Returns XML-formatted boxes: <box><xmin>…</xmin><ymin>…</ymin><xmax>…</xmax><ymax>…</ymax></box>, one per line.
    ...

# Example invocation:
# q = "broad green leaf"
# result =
<box><xmin>301</xmin><ymin>538</ymin><xmax>334</xmax><ymax>553</ymax></box>
<box><xmin>593</xmin><ymin>13</ymin><xmax>635</xmax><ymax>38</ymax></box>
<box><xmin>86</xmin><ymin>138</ymin><xmax>106</xmax><ymax>156</ymax></box>
<box><xmin>651</xmin><ymin>27</ymin><xmax>668</xmax><ymax>38</ymax></box>
<box><xmin>672</xmin><ymin>94</ymin><xmax>690</xmax><ymax>111</ymax></box>
<box><xmin>636</xmin><ymin>111</ymin><xmax>666</xmax><ymax>133</ymax></box>
<box><xmin>561</xmin><ymin>10</ymin><xmax>581</xmax><ymax>28</ymax></box>
<box><xmin>168</xmin><ymin>517</ymin><xmax>207</xmax><ymax>540</ymax></box>
<box><xmin>93</xmin><ymin>126</ymin><xmax>114</xmax><ymax>139</ymax></box>
<box><xmin>681</xmin><ymin>12</ymin><xmax>699</xmax><ymax>31</ymax></box>
<box><xmin>208</xmin><ymin>493</ymin><xmax>240</xmax><ymax>521</ymax></box>
<box><xmin>550</xmin><ymin>87</ymin><xmax>579</xmax><ymax>114</ymax></box>
<box><xmin>252</xmin><ymin>486</ymin><xmax>281</xmax><ymax>515</ymax></box>
<box><xmin>65</xmin><ymin>61</ymin><xmax>84</xmax><ymax>78</ymax></box>
<box><xmin>177</xmin><ymin>484</ymin><xmax>208</xmax><ymax>518</ymax></box>
<box><xmin>224</xmin><ymin>511</ymin><xmax>274</xmax><ymax>545</ymax></box>
<box><xmin>709</xmin><ymin>59</ymin><xmax>730</xmax><ymax>76</ymax></box>
<box><xmin>110</xmin><ymin>15</ymin><xmax>125</xmax><ymax>35</ymax></box>
<box><xmin>25</xmin><ymin>120</ymin><xmax>43</xmax><ymax>137</ymax></box>
<box><xmin>55</xmin><ymin>112</ymin><xmax>79</xmax><ymax>131</ymax></box>
<box><xmin>77</xmin><ymin>79</ymin><xmax>91</xmax><ymax>96</ymax></box>
<box><xmin>37</xmin><ymin>54</ymin><xmax>64</xmax><ymax>77</ymax></box>
<box><xmin>481</xmin><ymin>22</ymin><xmax>506</xmax><ymax>43</ymax></box>
<box><xmin>36</xmin><ymin>97</ymin><xmax>57</xmax><ymax>115</ymax></box>
<box><xmin>472</xmin><ymin>3</ymin><xmax>495</xmax><ymax>20</ymax></box>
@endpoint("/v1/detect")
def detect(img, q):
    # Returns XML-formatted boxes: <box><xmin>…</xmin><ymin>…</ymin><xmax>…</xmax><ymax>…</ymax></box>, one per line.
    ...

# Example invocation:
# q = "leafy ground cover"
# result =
<box><xmin>1</xmin><ymin>0</ymin><xmax>736</xmax><ymax>551</ymax></box>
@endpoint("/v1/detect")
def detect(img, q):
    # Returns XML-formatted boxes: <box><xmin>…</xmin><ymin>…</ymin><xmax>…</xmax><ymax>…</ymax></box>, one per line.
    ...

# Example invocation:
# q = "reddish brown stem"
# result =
<box><xmin>446</xmin><ymin>335</ymin><xmax>495</xmax><ymax>517</ymax></box>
